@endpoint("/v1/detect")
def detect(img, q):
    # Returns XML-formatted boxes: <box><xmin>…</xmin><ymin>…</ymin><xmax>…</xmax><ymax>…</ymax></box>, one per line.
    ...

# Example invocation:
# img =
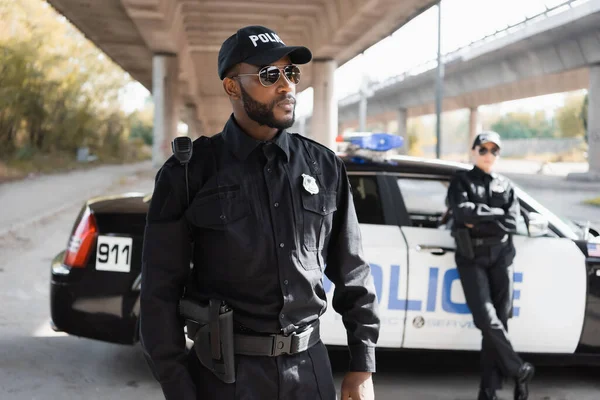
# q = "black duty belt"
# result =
<box><xmin>233</xmin><ymin>323</ymin><xmax>320</xmax><ymax>357</ymax></box>
<box><xmin>472</xmin><ymin>234</ymin><xmax>508</xmax><ymax>247</ymax></box>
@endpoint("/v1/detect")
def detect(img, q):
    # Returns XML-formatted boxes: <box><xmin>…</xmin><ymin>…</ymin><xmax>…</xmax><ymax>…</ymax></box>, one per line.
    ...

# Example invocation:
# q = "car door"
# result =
<box><xmin>320</xmin><ymin>173</ymin><xmax>409</xmax><ymax>349</ymax></box>
<box><xmin>396</xmin><ymin>176</ymin><xmax>483</xmax><ymax>350</ymax></box>
<box><xmin>397</xmin><ymin>174</ymin><xmax>587</xmax><ymax>354</ymax></box>
<box><xmin>506</xmin><ymin>189</ymin><xmax>587</xmax><ymax>354</ymax></box>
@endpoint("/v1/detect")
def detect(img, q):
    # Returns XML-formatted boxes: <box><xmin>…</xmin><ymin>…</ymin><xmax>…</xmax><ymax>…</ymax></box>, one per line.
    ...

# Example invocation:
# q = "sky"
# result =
<box><xmin>120</xmin><ymin>0</ymin><xmax>588</xmax><ymax>117</ymax></box>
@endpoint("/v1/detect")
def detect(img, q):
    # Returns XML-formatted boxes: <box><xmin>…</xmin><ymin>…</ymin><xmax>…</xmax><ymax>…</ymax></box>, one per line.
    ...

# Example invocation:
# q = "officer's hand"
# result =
<box><xmin>341</xmin><ymin>371</ymin><xmax>374</xmax><ymax>400</ymax></box>
<box><xmin>465</xmin><ymin>223</ymin><xmax>474</xmax><ymax>228</ymax></box>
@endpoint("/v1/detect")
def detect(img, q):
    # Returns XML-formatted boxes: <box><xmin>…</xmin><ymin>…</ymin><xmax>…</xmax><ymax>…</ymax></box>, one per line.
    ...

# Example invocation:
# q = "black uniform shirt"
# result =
<box><xmin>447</xmin><ymin>165</ymin><xmax>520</xmax><ymax>238</ymax></box>
<box><xmin>140</xmin><ymin>115</ymin><xmax>380</xmax><ymax>398</ymax></box>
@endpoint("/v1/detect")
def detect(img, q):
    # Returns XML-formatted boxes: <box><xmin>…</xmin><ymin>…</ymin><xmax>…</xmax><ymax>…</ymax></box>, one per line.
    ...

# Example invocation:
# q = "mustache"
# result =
<box><xmin>274</xmin><ymin>94</ymin><xmax>296</xmax><ymax>106</ymax></box>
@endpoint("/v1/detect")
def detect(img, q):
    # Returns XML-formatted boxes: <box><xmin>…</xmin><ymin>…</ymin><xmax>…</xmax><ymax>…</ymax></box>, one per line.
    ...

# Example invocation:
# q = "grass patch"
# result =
<box><xmin>584</xmin><ymin>196</ymin><xmax>600</xmax><ymax>207</ymax></box>
<box><xmin>0</xmin><ymin>152</ymin><xmax>93</xmax><ymax>183</ymax></box>
<box><xmin>0</xmin><ymin>142</ymin><xmax>151</xmax><ymax>184</ymax></box>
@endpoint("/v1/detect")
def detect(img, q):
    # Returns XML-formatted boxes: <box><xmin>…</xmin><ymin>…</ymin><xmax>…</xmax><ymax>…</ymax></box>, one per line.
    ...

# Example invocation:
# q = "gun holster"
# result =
<box><xmin>454</xmin><ymin>228</ymin><xmax>475</xmax><ymax>260</ymax></box>
<box><xmin>179</xmin><ymin>298</ymin><xmax>236</xmax><ymax>383</ymax></box>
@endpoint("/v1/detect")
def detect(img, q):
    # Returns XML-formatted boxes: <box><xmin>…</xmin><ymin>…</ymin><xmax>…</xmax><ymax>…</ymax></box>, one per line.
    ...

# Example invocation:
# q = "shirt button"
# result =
<box><xmin>280</xmin><ymin>314</ymin><xmax>285</xmax><ymax>319</ymax></box>
<box><xmin>284</xmin><ymin>280</ymin><xmax>289</xmax><ymax>285</ymax></box>
<box><xmin>279</xmin><ymin>243</ymin><xmax>285</xmax><ymax>248</ymax></box>
<box><xmin>220</xmin><ymin>214</ymin><xmax>226</xmax><ymax>220</ymax></box>
<box><xmin>267</xmin><ymin>168</ymin><xmax>272</xmax><ymax>173</ymax></box>
<box><xmin>274</xmin><ymin>202</ymin><xmax>279</xmax><ymax>208</ymax></box>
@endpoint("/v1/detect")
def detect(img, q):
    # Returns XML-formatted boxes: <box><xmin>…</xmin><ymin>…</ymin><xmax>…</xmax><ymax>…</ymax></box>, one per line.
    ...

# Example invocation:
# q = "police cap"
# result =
<box><xmin>218</xmin><ymin>25</ymin><xmax>312</xmax><ymax>80</ymax></box>
<box><xmin>472</xmin><ymin>131</ymin><xmax>502</xmax><ymax>150</ymax></box>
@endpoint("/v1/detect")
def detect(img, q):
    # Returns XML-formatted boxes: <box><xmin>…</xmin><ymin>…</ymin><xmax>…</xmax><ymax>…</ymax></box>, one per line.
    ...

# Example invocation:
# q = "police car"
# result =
<box><xmin>50</xmin><ymin>133</ymin><xmax>600</xmax><ymax>360</ymax></box>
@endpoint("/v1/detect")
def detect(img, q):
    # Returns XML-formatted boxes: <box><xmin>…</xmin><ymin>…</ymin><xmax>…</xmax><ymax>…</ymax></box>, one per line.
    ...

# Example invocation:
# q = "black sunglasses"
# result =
<box><xmin>235</xmin><ymin>65</ymin><xmax>301</xmax><ymax>87</ymax></box>
<box><xmin>478</xmin><ymin>147</ymin><xmax>500</xmax><ymax>156</ymax></box>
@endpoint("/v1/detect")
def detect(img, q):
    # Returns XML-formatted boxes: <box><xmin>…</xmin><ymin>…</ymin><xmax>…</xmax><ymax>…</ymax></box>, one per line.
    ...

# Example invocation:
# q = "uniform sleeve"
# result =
<box><xmin>140</xmin><ymin>163</ymin><xmax>196</xmax><ymax>400</ymax></box>
<box><xmin>495</xmin><ymin>184</ymin><xmax>520</xmax><ymax>233</ymax></box>
<box><xmin>325</xmin><ymin>160</ymin><xmax>380</xmax><ymax>373</ymax></box>
<box><xmin>447</xmin><ymin>175</ymin><xmax>505</xmax><ymax>225</ymax></box>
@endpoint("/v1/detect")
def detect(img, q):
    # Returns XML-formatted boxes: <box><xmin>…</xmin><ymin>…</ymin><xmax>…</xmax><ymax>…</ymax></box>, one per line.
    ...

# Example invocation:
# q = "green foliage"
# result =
<box><xmin>584</xmin><ymin>196</ymin><xmax>600</xmax><ymax>207</ymax></box>
<box><xmin>490</xmin><ymin>111</ymin><xmax>555</xmax><ymax>139</ymax></box>
<box><xmin>129</xmin><ymin>121</ymin><xmax>154</xmax><ymax>146</ymax></box>
<box><xmin>128</xmin><ymin>104</ymin><xmax>154</xmax><ymax>146</ymax></box>
<box><xmin>0</xmin><ymin>0</ymin><xmax>152</xmax><ymax>169</ymax></box>
<box><xmin>581</xmin><ymin>93</ymin><xmax>588</xmax><ymax>143</ymax></box>
<box><xmin>555</xmin><ymin>94</ymin><xmax>585</xmax><ymax>138</ymax></box>
<box><xmin>406</xmin><ymin>119</ymin><xmax>427</xmax><ymax>156</ymax></box>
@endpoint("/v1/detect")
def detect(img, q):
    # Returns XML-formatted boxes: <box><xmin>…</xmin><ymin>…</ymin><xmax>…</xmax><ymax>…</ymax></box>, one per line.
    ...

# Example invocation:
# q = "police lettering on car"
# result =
<box><xmin>139</xmin><ymin>25</ymin><xmax>380</xmax><ymax>400</ymax></box>
<box><xmin>446</xmin><ymin>131</ymin><xmax>534</xmax><ymax>400</ymax></box>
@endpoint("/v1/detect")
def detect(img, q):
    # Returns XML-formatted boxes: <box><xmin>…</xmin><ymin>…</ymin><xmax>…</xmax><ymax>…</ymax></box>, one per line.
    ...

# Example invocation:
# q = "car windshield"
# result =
<box><xmin>513</xmin><ymin>184</ymin><xmax>581</xmax><ymax>240</ymax></box>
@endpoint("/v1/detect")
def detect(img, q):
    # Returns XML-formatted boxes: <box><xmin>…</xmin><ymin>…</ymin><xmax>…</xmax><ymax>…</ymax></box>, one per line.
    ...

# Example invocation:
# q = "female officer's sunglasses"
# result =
<box><xmin>478</xmin><ymin>146</ymin><xmax>500</xmax><ymax>156</ymax></box>
<box><xmin>234</xmin><ymin>65</ymin><xmax>301</xmax><ymax>87</ymax></box>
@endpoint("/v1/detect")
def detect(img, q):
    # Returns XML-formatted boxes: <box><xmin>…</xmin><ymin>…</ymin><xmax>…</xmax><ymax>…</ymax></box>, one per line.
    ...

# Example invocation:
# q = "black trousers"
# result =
<box><xmin>456</xmin><ymin>242</ymin><xmax>523</xmax><ymax>390</ymax></box>
<box><xmin>187</xmin><ymin>340</ymin><xmax>337</xmax><ymax>400</ymax></box>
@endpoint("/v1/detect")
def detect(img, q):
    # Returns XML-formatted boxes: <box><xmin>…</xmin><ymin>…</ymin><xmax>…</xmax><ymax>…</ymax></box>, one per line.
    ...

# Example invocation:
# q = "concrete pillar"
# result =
<box><xmin>358</xmin><ymin>96</ymin><xmax>367</xmax><ymax>132</ymax></box>
<box><xmin>185</xmin><ymin>104</ymin><xmax>202</xmax><ymax>139</ymax></box>
<box><xmin>469</xmin><ymin>106</ymin><xmax>479</xmax><ymax>148</ymax></box>
<box><xmin>569</xmin><ymin>65</ymin><xmax>600</xmax><ymax>181</ymax></box>
<box><xmin>588</xmin><ymin>66</ymin><xmax>600</xmax><ymax>175</ymax></box>
<box><xmin>310</xmin><ymin>59</ymin><xmax>338</xmax><ymax>150</ymax></box>
<box><xmin>152</xmin><ymin>53</ymin><xmax>179</xmax><ymax>168</ymax></box>
<box><xmin>397</xmin><ymin>108</ymin><xmax>408</xmax><ymax>154</ymax></box>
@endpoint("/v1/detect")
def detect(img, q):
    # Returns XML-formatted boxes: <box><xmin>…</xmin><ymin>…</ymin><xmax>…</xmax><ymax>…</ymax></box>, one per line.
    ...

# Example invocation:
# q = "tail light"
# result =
<box><xmin>63</xmin><ymin>207</ymin><xmax>98</xmax><ymax>268</ymax></box>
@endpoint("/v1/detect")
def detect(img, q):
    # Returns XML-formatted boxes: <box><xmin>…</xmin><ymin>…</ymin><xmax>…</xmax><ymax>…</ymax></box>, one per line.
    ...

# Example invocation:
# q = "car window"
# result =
<box><xmin>397</xmin><ymin>178</ymin><xmax>449</xmax><ymax>228</ymax></box>
<box><xmin>397</xmin><ymin>177</ymin><xmax>543</xmax><ymax>236</ymax></box>
<box><xmin>348</xmin><ymin>175</ymin><xmax>385</xmax><ymax>225</ymax></box>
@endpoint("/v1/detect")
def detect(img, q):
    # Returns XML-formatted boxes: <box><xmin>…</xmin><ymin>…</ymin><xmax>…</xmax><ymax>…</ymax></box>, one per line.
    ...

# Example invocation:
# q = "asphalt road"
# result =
<box><xmin>1</xmin><ymin>161</ymin><xmax>599</xmax><ymax>400</ymax></box>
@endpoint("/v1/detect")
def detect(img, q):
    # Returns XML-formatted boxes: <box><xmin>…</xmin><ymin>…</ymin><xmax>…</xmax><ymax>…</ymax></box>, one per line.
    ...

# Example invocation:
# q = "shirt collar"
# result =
<box><xmin>472</xmin><ymin>165</ymin><xmax>497</xmax><ymax>179</ymax></box>
<box><xmin>221</xmin><ymin>114</ymin><xmax>290</xmax><ymax>162</ymax></box>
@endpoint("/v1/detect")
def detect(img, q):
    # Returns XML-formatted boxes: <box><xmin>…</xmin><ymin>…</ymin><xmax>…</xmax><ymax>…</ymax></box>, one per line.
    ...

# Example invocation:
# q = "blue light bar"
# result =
<box><xmin>348</xmin><ymin>133</ymin><xmax>403</xmax><ymax>151</ymax></box>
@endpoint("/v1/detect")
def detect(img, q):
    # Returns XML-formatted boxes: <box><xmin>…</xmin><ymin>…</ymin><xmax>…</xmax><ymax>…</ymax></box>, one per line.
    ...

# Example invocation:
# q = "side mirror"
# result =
<box><xmin>527</xmin><ymin>212</ymin><xmax>549</xmax><ymax>237</ymax></box>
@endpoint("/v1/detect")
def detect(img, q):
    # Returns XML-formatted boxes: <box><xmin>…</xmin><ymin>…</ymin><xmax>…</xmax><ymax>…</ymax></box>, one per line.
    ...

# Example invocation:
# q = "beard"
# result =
<box><xmin>239</xmin><ymin>84</ymin><xmax>295</xmax><ymax>130</ymax></box>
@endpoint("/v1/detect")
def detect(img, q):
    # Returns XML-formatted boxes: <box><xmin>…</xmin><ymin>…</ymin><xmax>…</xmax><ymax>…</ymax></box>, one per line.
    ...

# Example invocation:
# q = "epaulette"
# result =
<box><xmin>192</xmin><ymin>135</ymin><xmax>212</xmax><ymax>148</ymax></box>
<box><xmin>190</xmin><ymin>135</ymin><xmax>214</xmax><ymax>159</ymax></box>
<box><xmin>289</xmin><ymin>132</ymin><xmax>336</xmax><ymax>156</ymax></box>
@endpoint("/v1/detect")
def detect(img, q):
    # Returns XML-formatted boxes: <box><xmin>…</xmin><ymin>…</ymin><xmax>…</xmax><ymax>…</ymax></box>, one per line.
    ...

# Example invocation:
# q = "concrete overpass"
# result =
<box><xmin>321</xmin><ymin>0</ymin><xmax>600</xmax><ymax>179</ymax></box>
<box><xmin>47</xmin><ymin>0</ymin><xmax>439</xmax><ymax>166</ymax></box>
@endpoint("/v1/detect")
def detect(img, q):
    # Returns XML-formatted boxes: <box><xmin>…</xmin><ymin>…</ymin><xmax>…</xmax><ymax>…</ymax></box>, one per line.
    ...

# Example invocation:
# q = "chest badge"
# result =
<box><xmin>301</xmin><ymin>173</ymin><xmax>319</xmax><ymax>195</ymax></box>
<box><xmin>491</xmin><ymin>183</ymin><xmax>505</xmax><ymax>193</ymax></box>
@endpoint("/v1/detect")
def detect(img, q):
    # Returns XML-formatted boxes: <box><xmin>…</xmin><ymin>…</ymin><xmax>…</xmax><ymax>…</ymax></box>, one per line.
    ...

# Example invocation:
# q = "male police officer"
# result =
<box><xmin>446</xmin><ymin>131</ymin><xmax>534</xmax><ymax>400</ymax></box>
<box><xmin>140</xmin><ymin>25</ymin><xmax>380</xmax><ymax>400</ymax></box>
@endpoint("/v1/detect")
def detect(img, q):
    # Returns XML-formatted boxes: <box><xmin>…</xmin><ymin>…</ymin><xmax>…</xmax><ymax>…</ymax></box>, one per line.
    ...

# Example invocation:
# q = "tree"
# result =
<box><xmin>555</xmin><ymin>94</ymin><xmax>585</xmax><ymax>138</ymax></box>
<box><xmin>490</xmin><ymin>111</ymin><xmax>555</xmax><ymax>139</ymax></box>
<box><xmin>580</xmin><ymin>93</ymin><xmax>588</xmax><ymax>143</ymax></box>
<box><xmin>0</xmin><ymin>0</ymin><xmax>134</xmax><ymax>160</ymax></box>
<box><xmin>406</xmin><ymin>118</ymin><xmax>428</xmax><ymax>156</ymax></box>
<box><xmin>129</xmin><ymin>100</ymin><xmax>154</xmax><ymax>146</ymax></box>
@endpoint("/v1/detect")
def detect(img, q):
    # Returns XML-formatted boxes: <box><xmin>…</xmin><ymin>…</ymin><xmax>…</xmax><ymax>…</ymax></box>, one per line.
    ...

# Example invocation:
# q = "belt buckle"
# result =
<box><xmin>270</xmin><ymin>327</ymin><xmax>314</xmax><ymax>356</ymax></box>
<box><xmin>271</xmin><ymin>333</ymin><xmax>293</xmax><ymax>356</ymax></box>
